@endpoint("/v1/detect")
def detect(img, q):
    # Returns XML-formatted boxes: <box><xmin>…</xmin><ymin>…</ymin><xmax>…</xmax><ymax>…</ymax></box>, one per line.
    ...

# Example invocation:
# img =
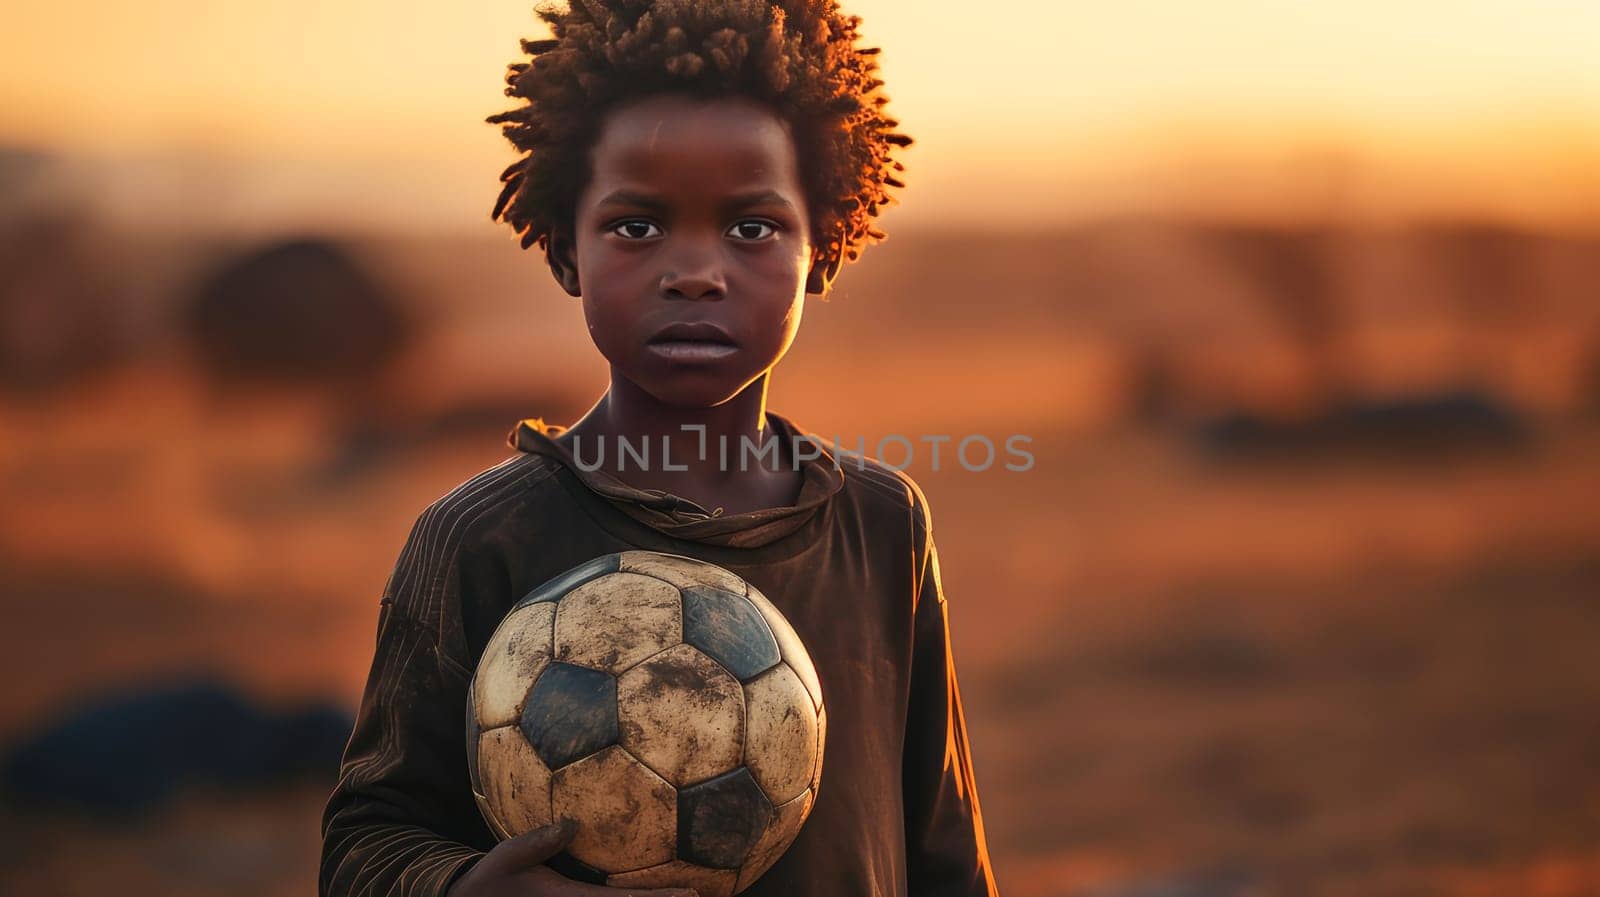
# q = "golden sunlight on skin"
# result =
<box><xmin>3</xmin><ymin>0</ymin><xmax>1598</xmax><ymax>226</ymax></box>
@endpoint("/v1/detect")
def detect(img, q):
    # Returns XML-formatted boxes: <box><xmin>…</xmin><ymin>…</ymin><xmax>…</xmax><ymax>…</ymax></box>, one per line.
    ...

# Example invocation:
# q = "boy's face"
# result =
<box><xmin>554</xmin><ymin>93</ymin><xmax>817</xmax><ymax>409</ymax></box>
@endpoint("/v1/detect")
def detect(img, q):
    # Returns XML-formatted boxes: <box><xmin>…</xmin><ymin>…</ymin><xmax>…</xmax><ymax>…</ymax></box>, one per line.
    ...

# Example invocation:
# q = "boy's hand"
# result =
<box><xmin>446</xmin><ymin>819</ymin><xmax>699</xmax><ymax>897</ymax></box>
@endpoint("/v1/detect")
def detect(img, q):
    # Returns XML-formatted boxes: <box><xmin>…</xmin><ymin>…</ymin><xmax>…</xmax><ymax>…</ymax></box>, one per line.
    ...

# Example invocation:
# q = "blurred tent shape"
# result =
<box><xmin>180</xmin><ymin>238</ymin><xmax>413</xmax><ymax>386</ymax></box>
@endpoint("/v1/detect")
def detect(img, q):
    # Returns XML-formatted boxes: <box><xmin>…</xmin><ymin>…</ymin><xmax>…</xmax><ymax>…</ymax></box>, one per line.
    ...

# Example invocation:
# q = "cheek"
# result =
<box><xmin>737</xmin><ymin>241</ymin><xmax>809</xmax><ymax>296</ymax></box>
<box><xmin>730</xmin><ymin>249</ymin><xmax>807</xmax><ymax>347</ymax></box>
<box><xmin>752</xmin><ymin>284</ymin><xmax>807</xmax><ymax>355</ymax></box>
<box><xmin>577</xmin><ymin>288</ymin><xmax>635</xmax><ymax>361</ymax></box>
<box><xmin>582</xmin><ymin>293</ymin><xmax>632</xmax><ymax>350</ymax></box>
<box><xmin>575</xmin><ymin>246</ymin><xmax>640</xmax><ymax>327</ymax></box>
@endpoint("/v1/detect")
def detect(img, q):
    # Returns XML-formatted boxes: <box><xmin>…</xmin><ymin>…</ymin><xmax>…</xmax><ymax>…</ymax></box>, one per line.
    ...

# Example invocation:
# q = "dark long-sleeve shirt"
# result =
<box><xmin>319</xmin><ymin>410</ymin><xmax>999</xmax><ymax>897</ymax></box>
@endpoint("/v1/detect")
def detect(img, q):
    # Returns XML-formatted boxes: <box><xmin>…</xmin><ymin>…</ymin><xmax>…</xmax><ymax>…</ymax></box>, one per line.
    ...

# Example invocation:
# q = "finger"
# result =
<box><xmin>561</xmin><ymin>879</ymin><xmax>699</xmax><ymax>897</ymax></box>
<box><xmin>494</xmin><ymin>818</ymin><xmax>577</xmax><ymax>867</ymax></box>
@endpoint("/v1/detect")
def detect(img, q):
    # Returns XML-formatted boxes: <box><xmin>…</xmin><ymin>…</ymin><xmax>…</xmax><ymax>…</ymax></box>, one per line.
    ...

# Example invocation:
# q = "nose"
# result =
<box><xmin>658</xmin><ymin>242</ymin><xmax>726</xmax><ymax>302</ymax></box>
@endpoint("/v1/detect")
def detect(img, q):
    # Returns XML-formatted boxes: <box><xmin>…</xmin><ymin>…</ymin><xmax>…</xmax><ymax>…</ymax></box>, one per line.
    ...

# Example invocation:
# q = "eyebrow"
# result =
<box><xmin>594</xmin><ymin>188</ymin><xmax>798</xmax><ymax>214</ymax></box>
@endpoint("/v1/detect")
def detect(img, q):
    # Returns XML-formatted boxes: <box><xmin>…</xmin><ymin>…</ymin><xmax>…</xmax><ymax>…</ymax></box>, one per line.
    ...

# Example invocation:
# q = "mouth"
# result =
<box><xmin>647</xmin><ymin>321</ymin><xmax>738</xmax><ymax>347</ymax></box>
<box><xmin>645</xmin><ymin>321</ymin><xmax>741</xmax><ymax>363</ymax></box>
<box><xmin>645</xmin><ymin>341</ymin><xmax>740</xmax><ymax>363</ymax></box>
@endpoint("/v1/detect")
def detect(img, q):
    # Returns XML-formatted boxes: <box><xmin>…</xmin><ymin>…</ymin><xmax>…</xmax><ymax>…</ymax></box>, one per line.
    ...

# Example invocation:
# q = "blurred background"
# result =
<box><xmin>3</xmin><ymin>2</ymin><xmax>1599</xmax><ymax>895</ymax></box>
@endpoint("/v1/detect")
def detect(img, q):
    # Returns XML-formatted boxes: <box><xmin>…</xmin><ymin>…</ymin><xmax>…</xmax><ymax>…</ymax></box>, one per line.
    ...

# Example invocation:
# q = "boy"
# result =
<box><xmin>319</xmin><ymin>2</ymin><xmax>999</xmax><ymax>896</ymax></box>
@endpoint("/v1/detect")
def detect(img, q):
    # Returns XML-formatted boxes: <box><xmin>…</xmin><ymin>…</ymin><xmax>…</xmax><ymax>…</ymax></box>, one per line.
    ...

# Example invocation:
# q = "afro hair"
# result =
<box><xmin>486</xmin><ymin>0</ymin><xmax>912</xmax><ymax>291</ymax></box>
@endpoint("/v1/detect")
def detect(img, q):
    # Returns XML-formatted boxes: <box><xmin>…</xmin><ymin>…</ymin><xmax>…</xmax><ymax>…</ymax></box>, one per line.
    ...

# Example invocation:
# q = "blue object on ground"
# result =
<box><xmin>1</xmin><ymin>678</ymin><xmax>353</xmax><ymax>819</ymax></box>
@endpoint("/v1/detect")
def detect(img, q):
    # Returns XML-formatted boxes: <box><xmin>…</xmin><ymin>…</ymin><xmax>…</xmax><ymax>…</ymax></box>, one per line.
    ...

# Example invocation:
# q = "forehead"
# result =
<box><xmin>584</xmin><ymin>94</ymin><xmax>803</xmax><ymax>200</ymax></box>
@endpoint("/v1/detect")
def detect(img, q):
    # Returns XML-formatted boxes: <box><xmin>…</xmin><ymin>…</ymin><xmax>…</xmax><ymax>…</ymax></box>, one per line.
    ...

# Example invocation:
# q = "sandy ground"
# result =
<box><xmin>3</xmin><ymin>383</ymin><xmax>1598</xmax><ymax>895</ymax></box>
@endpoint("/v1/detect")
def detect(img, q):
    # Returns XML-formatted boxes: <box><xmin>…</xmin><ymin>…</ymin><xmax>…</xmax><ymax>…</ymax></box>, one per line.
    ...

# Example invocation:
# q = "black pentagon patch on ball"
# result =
<box><xmin>518</xmin><ymin>553</ymin><xmax>621</xmax><ymax>608</ymax></box>
<box><xmin>520</xmin><ymin>663</ymin><xmax>618</xmax><ymax>770</ymax></box>
<box><xmin>681</xmin><ymin>585</ymin><xmax>781</xmax><ymax>682</ymax></box>
<box><xmin>545</xmin><ymin>850</ymin><xmax>606</xmax><ymax>885</ymax></box>
<box><xmin>677</xmin><ymin>766</ymin><xmax>774</xmax><ymax>870</ymax></box>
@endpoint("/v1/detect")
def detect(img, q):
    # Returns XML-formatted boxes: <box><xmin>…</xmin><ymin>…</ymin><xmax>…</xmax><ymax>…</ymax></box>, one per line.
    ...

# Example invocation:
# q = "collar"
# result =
<box><xmin>505</xmin><ymin>409</ymin><xmax>845</xmax><ymax>550</ymax></box>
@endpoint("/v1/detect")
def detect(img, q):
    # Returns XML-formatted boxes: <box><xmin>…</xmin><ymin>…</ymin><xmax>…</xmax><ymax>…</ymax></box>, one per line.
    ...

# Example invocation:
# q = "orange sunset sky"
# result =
<box><xmin>3</xmin><ymin>0</ymin><xmax>1599</xmax><ymax>233</ymax></box>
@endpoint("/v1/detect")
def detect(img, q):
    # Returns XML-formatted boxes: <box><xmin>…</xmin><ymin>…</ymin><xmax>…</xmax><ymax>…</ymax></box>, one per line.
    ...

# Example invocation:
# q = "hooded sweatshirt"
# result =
<box><xmin>319</xmin><ymin>409</ymin><xmax>999</xmax><ymax>897</ymax></box>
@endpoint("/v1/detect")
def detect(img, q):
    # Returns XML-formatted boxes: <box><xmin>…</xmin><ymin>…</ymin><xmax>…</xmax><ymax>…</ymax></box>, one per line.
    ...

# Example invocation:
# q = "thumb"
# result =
<box><xmin>495</xmin><ymin>818</ymin><xmax>577</xmax><ymax>868</ymax></box>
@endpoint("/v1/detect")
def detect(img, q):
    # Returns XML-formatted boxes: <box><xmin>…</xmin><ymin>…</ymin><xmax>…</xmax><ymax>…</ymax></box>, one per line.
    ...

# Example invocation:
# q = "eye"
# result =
<box><xmin>609</xmin><ymin>219</ymin><xmax>662</xmax><ymax>240</ymax></box>
<box><xmin>727</xmin><ymin>219</ymin><xmax>779</xmax><ymax>241</ymax></box>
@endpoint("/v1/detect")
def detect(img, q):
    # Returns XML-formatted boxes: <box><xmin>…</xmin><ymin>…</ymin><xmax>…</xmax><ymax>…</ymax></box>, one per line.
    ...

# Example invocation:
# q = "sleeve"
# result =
<box><xmin>319</xmin><ymin>507</ymin><xmax>498</xmax><ymax>897</ymax></box>
<box><xmin>902</xmin><ymin>510</ymin><xmax>1002</xmax><ymax>897</ymax></box>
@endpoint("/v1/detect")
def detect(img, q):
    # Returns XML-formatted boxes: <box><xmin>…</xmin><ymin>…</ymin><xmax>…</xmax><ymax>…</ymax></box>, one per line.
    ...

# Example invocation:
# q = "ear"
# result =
<box><xmin>545</xmin><ymin>227</ymin><xmax>582</xmax><ymax>297</ymax></box>
<box><xmin>805</xmin><ymin>247</ymin><xmax>842</xmax><ymax>296</ymax></box>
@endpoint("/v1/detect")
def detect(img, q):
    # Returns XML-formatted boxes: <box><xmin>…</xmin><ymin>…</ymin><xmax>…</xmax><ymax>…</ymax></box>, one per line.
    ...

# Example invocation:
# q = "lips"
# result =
<box><xmin>647</xmin><ymin>321</ymin><xmax>738</xmax><ymax>347</ymax></box>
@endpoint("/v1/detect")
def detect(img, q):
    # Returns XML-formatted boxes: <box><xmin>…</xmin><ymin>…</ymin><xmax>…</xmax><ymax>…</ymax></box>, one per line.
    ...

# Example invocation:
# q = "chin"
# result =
<box><xmin>625</xmin><ymin>368</ymin><xmax>754</xmax><ymax>409</ymax></box>
<box><xmin>643</xmin><ymin>380</ymin><xmax>750</xmax><ymax>409</ymax></box>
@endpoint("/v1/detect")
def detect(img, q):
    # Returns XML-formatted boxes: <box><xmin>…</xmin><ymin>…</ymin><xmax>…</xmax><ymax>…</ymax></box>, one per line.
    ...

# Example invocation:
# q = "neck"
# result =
<box><xmin>564</xmin><ymin>371</ymin><xmax>779</xmax><ymax>481</ymax></box>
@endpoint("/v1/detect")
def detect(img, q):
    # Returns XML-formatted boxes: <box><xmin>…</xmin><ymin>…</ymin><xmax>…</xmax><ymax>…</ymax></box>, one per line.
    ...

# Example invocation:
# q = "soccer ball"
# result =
<box><xmin>467</xmin><ymin>550</ymin><xmax>824</xmax><ymax>896</ymax></box>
